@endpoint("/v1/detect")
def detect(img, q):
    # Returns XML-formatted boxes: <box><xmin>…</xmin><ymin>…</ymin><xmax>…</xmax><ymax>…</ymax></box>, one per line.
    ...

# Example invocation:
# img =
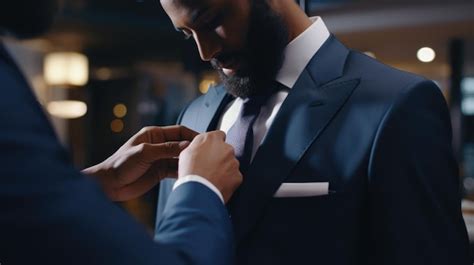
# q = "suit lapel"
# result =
<box><xmin>228</xmin><ymin>36</ymin><xmax>361</xmax><ymax>244</ymax></box>
<box><xmin>182</xmin><ymin>84</ymin><xmax>233</xmax><ymax>133</ymax></box>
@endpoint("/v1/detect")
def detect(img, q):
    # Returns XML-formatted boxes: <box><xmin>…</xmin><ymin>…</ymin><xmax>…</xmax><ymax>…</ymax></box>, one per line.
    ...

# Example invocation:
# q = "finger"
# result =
<box><xmin>208</xmin><ymin>130</ymin><xmax>226</xmax><ymax>141</ymax></box>
<box><xmin>161</xmin><ymin>125</ymin><xmax>199</xmax><ymax>142</ymax></box>
<box><xmin>135</xmin><ymin>126</ymin><xmax>198</xmax><ymax>145</ymax></box>
<box><xmin>115</xmin><ymin>160</ymin><xmax>177</xmax><ymax>201</ymax></box>
<box><xmin>140</xmin><ymin>141</ymin><xmax>190</xmax><ymax>163</ymax></box>
<box><xmin>115</xmin><ymin>164</ymin><xmax>162</xmax><ymax>201</ymax></box>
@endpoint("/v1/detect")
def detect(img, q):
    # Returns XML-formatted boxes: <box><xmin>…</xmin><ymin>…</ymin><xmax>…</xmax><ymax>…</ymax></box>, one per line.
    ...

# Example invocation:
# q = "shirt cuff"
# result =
<box><xmin>173</xmin><ymin>175</ymin><xmax>224</xmax><ymax>204</ymax></box>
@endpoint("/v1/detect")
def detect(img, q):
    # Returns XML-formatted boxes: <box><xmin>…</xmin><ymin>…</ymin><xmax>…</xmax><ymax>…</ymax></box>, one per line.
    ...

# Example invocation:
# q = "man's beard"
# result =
<box><xmin>0</xmin><ymin>0</ymin><xmax>59</xmax><ymax>39</ymax></box>
<box><xmin>211</xmin><ymin>0</ymin><xmax>289</xmax><ymax>98</ymax></box>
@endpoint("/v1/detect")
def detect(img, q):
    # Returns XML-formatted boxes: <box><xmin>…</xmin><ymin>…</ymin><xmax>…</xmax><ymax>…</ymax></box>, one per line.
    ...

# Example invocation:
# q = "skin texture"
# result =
<box><xmin>83</xmin><ymin>126</ymin><xmax>242</xmax><ymax>203</ymax></box>
<box><xmin>163</xmin><ymin>0</ymin><xmax>252</xmax><ymax>63</ymax></box>
<box><xmin>179</xmin><ymin>131</ymin><xmax>242</xmax><ymax>203</ymax></box>
<box><xmin>83</xmin><ymin>126</ymin><xmax>198</xmax><ymax>201</ymax></box>
<box><xmin>160</xmin><ymin>0</ymin><xmax>312</xmax><ymax>98</ymax></box>
<box><xmin>161</xmin><ymin>0</ymin><xmax>286</xmax><ymax>98</ymax></box>
<box><xmin>1</xmin><ymin>0</ymin><xmax>243</xmax><ymax>203</ymax></box>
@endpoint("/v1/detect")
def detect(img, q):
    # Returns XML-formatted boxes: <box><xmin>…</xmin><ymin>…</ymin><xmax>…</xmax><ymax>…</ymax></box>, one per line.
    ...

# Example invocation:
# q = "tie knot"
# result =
<box><xmin>238</xmin><ymin>81</ymin><xmax>285</xmax><ymax>116</ymax></box>
<box><xmin>241</xmin><ymin>96</ymin><xmax>267</xmax><ymax>116</ymax></box>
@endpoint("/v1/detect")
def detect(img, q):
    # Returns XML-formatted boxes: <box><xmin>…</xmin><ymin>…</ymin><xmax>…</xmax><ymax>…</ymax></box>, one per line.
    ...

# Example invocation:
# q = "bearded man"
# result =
<box><xmin>156</xmin><ymin>0</ymin><xmax>471</xmax><ymax>264</ymax></box>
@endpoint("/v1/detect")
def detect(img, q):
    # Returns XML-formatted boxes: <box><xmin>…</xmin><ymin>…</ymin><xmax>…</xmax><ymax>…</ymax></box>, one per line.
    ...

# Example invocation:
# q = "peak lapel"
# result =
<box><xmin>181</xmin><ymin>84</ymin><xmax>233</xmax><ymax>133</ymax></box>
<box><xmin>228</xmin><ymin>36</ymin><xmax>361</xmax><ymax>244</ymax></box>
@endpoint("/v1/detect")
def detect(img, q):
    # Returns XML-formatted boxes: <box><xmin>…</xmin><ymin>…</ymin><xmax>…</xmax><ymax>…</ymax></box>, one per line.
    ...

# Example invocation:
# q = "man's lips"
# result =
<box><xmin>217</xmin><ymin>58</ymin><xmax>239</xmax><ymax>69</ymax></box>
<box><xmin>216</xmin><ymin>58</ymin><xmax>241</xmax><ymax>76</ymax></box>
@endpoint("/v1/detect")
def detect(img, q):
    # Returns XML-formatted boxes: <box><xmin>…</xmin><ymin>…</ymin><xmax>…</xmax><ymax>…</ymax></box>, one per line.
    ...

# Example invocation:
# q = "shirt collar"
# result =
<box><xmin>276</xmin><ymin>17</ymin><xmax>330</xmax><ymax>89</ymax></box>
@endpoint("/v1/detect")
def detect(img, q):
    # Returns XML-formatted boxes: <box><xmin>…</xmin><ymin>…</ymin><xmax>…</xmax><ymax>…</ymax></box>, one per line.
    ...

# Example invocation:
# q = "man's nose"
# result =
<box><xmin>194</xmin><ymin>32</ymin><xmax>221</xmax><ymax>62</ymax></box>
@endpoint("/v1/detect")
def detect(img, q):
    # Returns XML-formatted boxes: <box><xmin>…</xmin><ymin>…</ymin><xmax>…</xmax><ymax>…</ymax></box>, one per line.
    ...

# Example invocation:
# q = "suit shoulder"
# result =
<box><xmin>345</xmin><ymin>50</ymin><xmax>437</xmax><ymax>102</ymax></box>
<box><xmin>347</xmin><ymin>50</ymin><xmax>425</xmax><ymax>85</ymax></box>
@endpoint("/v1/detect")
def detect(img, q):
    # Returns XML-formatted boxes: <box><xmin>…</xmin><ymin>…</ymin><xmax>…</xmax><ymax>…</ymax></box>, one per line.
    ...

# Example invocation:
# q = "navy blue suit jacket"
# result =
<box><xmin>0</xmin><ymin>43</ymin><xmax>234</xmax><ymax>265</ymax></box>
<box><xmin>157</xmin><ymin>36</ymin><xmax>471</xmax><ymax>264</ymax></box>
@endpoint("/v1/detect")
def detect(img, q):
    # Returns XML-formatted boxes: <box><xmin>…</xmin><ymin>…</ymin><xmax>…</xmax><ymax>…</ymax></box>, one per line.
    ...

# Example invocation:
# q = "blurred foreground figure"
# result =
<box><xmin>0</xmin><ymin>0</ymin><xmax>242</xmax><ymax>264</ymax></box>
<box><xmin>156</xmin><ymin>0</ymin><xmax>471</xmax><ymax>264</ymax></box>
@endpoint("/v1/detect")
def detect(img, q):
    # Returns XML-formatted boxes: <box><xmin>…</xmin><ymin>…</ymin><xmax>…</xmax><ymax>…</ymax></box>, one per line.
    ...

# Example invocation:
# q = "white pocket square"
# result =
<box><xmin>274</xmin><ymin>182</ymin><xmax>329</xmax><ymax>198</ymax></box>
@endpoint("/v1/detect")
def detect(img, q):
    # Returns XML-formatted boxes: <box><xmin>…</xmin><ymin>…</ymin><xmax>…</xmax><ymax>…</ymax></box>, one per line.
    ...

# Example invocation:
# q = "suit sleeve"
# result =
<box><xmin>156</xmin><ymin>182</ymin><xmax>234</xmax><ymax>265</ymax></box>
<box><xmin>0</xmin><ymin>68</ymin><xmax>233</xmax><ymax>265</ymax></box>
<box><xmin>367</xmin><ymin>80</ymin><xmax>471</xmax><ymax>264</ymax></box>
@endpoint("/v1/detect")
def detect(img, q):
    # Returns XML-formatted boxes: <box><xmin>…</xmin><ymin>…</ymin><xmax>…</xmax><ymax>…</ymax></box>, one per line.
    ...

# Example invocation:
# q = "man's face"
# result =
<box><xmin>161</xmin><ymin>0</ymin><xmax>289</xmax><ymax>98</ymax></box>
<box><xmin>0</xmin><ymin>0</ymin><xmax>60</xmax><ymax>38</ymax></box>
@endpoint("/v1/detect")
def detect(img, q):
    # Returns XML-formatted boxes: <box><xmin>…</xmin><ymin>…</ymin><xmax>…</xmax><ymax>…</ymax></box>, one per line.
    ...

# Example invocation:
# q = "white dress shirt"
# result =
<box><xmin>174</xmin><ymin>17</ymin><xmax>330</xmax><ymax>203</ymax></box>
<box><xmin>173</xmin><ymin>175</ymin><xmax>225</xmax><ymax>202</ymax></box>
<box><xmin>217</xmin><ymin>17</ymin><xmax>330</xmax><ymax>159</ymax></box>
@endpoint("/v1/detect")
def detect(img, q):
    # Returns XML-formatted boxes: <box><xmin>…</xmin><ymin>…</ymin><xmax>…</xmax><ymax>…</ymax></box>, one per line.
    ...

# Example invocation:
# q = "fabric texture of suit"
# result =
<box><xmin>157</xmin><ymin>35</ymin><xmax>471</xmax><ymax>264</ymax></box>
<box><xmin>0</xmin><ymin>43</ymin><xmax>233</xmax><ymax>265</ymax></box>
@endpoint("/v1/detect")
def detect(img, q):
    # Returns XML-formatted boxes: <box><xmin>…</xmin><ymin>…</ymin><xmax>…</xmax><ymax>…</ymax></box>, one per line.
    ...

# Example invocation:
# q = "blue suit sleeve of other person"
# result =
<box><xmin>0</xmin><ymin>44</ymin><xmax>234</xmax><ymax>265</ymax></box>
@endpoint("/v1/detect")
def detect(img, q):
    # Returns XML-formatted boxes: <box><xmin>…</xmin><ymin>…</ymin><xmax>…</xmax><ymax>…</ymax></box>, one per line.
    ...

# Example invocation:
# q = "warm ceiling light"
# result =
<box><xmin>417</xmin><ymin>47</ymin><xmax>436</xmax><ymax>63</ymax></box>
<box><xmin>44</xmin><ymin>52</ymin><xmax>89</xmax><ymax>86</ymax></box>
<box><xmin>96</xmin><ymin>67</ymin><xmax>112</xmax><ymax>81</ymax></box>
<box><xmin>47</xmin><ymin>100</ymin><xmax>87</xmax><ymax>119</ymax></box>
<box><xmin>113</xmin><ymin>103</ymin><xmax>127</xmax><ymax>118</ymax></box>
<box><xmin>111</xmin><ymin>119</ymin><xmax>124</xmax><ymax>133</ymax></box>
